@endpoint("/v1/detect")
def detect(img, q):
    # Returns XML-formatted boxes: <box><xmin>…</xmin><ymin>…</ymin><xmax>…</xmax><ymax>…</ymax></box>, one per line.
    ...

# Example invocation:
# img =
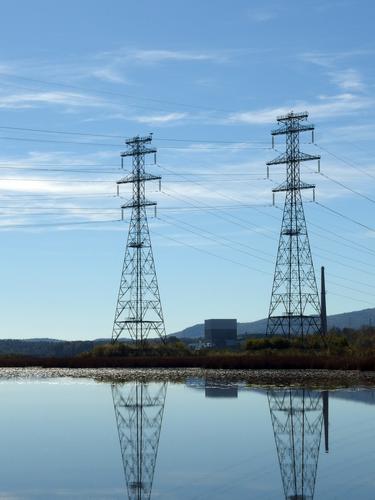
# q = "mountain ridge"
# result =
<box><xmin>171</xmin><ymin>307</ymin><xmax>375</xmax><ymax>339</ymax></box>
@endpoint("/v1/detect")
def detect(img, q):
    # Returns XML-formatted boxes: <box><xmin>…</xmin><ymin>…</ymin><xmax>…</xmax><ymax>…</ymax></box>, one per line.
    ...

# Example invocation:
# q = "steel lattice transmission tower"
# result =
<box><xmin>112</xmin><ymin>382</ymin><xmax>167</xmax><ymax>500</ymax></box>
<box><xmin>266</xmin><ymin>111</ymin><xmax>321</xmax><ymax>338</ymax></box>
<box><xmin>112</xmin><ymin>134</ymin><xmax>166</xmax><ymax>344</ymax></box>
<box><xmin>268</xmin><ymin>389</ymin><xmax>328</xmax><ymax>500</ymax></box>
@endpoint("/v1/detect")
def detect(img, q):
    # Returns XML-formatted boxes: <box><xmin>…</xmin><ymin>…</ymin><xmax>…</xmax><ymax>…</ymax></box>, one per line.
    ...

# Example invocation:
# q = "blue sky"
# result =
<box><xmin>0</xmin><ymin>0</ymin><xmax>374</xmax><ymax>339</ymax></box>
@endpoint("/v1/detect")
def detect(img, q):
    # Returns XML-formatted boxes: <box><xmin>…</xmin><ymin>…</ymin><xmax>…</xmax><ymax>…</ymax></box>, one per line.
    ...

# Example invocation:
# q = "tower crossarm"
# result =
<box><xmin>273</xmin><ymin>181</ymin><xmax>315</xmax><ymax>193</ymax></box>
<box><xmin>121</xmin><ymin>200</ymin><xmax>157</xmax><ymax>209</ymax></box>
<box><xmin>121</xmin><ymin>147</ymin><xmax>157</xmax><ymax>157</ymax></box>
<box><xmin>271</xmin><ymin>123</ymin><xmax>315</xmax><ymax>136</ymax></box>
<box><xmin>117</xmin><ymin>173</ymin><xmax>162</xmax><ymax>185</ymax></box>
<box><xmin>125</xmin><ymin>134</ymin><xmax>154</xmax><ymax>146</ymax></box>
<box><xmin>267</xmin><ymin>152</ymin><xmax>320</xmax><ymax>166</ymax></box>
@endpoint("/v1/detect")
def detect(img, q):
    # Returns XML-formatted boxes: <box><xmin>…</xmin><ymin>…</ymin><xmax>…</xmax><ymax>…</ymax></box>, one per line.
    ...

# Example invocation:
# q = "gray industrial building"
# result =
<box><xmin>204</xmin><ymin>319</ymin><xmax>237</xmax><ymax>348</ymax></box>
<box><xmin>205</xmin><ymin>382</ymin><xmax>238</xmax><ymax>398</ymax></box>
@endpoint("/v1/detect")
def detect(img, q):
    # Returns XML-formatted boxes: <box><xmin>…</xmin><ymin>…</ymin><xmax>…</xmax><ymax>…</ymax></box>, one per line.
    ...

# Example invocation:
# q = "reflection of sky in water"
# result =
<box><xmin>0</xmin><ymin>379</ymin><xmax>373</xmax><ymax>499</ymax></box>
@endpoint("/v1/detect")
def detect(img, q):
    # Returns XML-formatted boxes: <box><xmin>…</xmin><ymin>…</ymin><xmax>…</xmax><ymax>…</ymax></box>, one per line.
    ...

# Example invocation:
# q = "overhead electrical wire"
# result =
<box><xmin>160</xmin><ymin>213</ymin><xmax>273</xmax><ymax>263</ymax></box>
<box><xmin>328</xmin><ymin>291</ymin><xmax>375</xmax><ymax>307</ymax></box>
<box><xmin>307</xmin><ymin>166</ymin><xmax>375</xmax><ymax>205</ymax></box>
<box><xmin>306</xmin><ymin>218</ymin><xmax>375</xmax><ymax>258</ymax></box>
<box><xmin>162</xmin><ymin>189</ymin><xmax>375</xmax><ymax>287</ymax></box>
<box><xmin>0</xmin><ymin>218</ymin><xmax>121</xmax><ymax>230</ymax></box>
<box><xmin>0</xmin><ymin>113</ymin><xmax>374</xmax><ymax>305</ymax></box>
<box><xmin>159</xmin><ymin>163</ymin><xmax>375</xmax><ymax>267</ymax></box>
<box><xmin>156</xmin><ymin>167</ymin><xmax>375</xmax><ymax>295</ymax></box>
<box><xmin>0</xmin><ymin>124</ymin><xmax>270</xmax><ymax>145</ymax></box>
<box><xmin>159</xmin><ymin>184</ymin><xmax>375</xmax><ymax>292</ymax></box>
<box><xmin>314</xmin><ymin>143</ymin><xmax>375</xmax><ymax>181</ymax></box>
<box><xmin>152</xmin><ymin>227</ymin><xmax>272</xmax><ymax>276</ymax></box>
<box><xmin>0</xmin><ymin>72</ymin><xmax>233</xmax><ymax>114</ymax></box>
<box><xmin>0</xmin><ymin>133</ymin><xmax>272</xmax><ymax>151</ymax></box>
<box><xmin>314</xmin><ymin>201</ymin><xmax>375</xmax><ymax>233</ymax></box>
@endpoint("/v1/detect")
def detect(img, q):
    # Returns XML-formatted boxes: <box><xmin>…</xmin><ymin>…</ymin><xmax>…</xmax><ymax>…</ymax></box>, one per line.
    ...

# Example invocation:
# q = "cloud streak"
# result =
<box><xmin>227</xmin><ymin>93</ymin><xmax>373</xmax><ymax>124</ymax></box>
<box><xmin>135</xmin><ymin>112</ymin><xmax>188</xmax><ymax>124</ymax></box>
<box><xmin>106</xmin><ymin>48</ymin><xmax>229</xmax><ymax>65</ymax></box>
<box><xmin>0</xmin><ymin>90</ymin><xmax>107</xmax><ymax>110</ymax></box>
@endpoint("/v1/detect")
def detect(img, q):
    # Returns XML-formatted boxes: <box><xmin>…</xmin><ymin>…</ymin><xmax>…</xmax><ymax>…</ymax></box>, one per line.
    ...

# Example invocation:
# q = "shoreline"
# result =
<box><xmin>0</xmin><ymin>366</ymin><xmax>374</xmax><ymax>388</ymax></box>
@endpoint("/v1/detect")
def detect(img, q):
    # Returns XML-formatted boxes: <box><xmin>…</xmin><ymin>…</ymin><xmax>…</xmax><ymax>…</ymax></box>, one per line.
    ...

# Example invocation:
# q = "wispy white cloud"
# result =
<box><xmin>246</xmin><ymin>7</ymin><xmax>276</xmax><ymax>23</ymax></box>
<box><xmin>329</xmin><ymin>68</ymin><xmax>365</xmax><ymax>92</ymax></box>
<box><xmin>89</xmin><ymin>66</ymin><xmax>128</xmax><ymax>84</ymax></box>
<box><xmin>135</xmin><ymin>112</ymin><xmax>188</xmax><ymax>125</ymax></box>
<box><xmin>329</xmin><ymin>123</ymin><xmax>375</xmax><ymax>141</ymax></box>
<box><xmin>300</xmin><ymin>50</ymin><xmax>371</xmax><ymax>95</ymax></box>
<box><xmin>0</xmin><ymin>91</ymin><xmax>107</xmax><ymax>109</ymax></box>
<box><xmin>114</xmin><ymin>48</ymin><xmax>228</xmax><ymax>64</ymax></box>
<box><xmin>300</xmin><ymin>49</ymin><xmax>374</xmax><ymax>68</ymax></box>
<box><xmin>227</xmin><ymin>93</ymin><xmax>373</xmax><ymax>125</ymax></box>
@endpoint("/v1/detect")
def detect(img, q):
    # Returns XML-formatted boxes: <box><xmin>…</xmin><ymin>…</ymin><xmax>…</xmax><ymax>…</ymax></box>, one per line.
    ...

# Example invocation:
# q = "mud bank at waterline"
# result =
<box><xmin>0</xmin><ymin>367</ymin><xmax>374</xmax><ymax>387</ymax></box>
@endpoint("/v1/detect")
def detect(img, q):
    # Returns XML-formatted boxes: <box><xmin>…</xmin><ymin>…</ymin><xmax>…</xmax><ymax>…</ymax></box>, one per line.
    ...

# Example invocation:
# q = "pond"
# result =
<box><xmin>0</xmin><ymin>373</ymin><xmax>374</xmax><ymax>499</ymax></box>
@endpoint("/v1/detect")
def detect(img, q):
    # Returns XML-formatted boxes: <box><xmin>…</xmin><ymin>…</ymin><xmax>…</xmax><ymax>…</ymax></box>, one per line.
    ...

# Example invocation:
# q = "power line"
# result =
<box><xmin>158</xmin><ymin>162</ymin><xmax>278</xmax><ymax>237</ymax></box>
<box><xmin>152</xmin><ymin>227</ymin><xmax>271</xmax><ymax>276</ymax></box>
<box><xmin>315</xmin><ymin>143</ymin><xmax>375</xmax><ymax>181</ymax></box>
<box><xmin>0</xmin><ymin>124</ymin><xmax>270</xmax><ymax>145</ymax></box>
<box><xmin>0</xmin><ymin>165</ymin><xmax>121</xmax><ymax>174</ymax></box>
<box><xmin>311</xmin><ymin>241</ymin><xmax>374</xmax><ymax>270</ymax></box>
<box><xmin>160</xmin><ymin>214</ymin><xmax>274</xmax><ymax>262</ymax></box>
<box><xmin>0</xmin><ymin>177</ymin><xmax>114</xmax><ymax>183</ymax></box>
<box><xmin>0</xmin><ymin>72</ymin><xmax>232</xmax><ymax>114</ymax></box>
<box><xmin>0</xmin><ymin>218</ymin><xmax>120</xmax><ymax>230</ymax></box>
<box><xmin>315</xmin><ymin>201</ymin><xmax>375</xmax><ymax>233</ymax></box>
<box><xmin>315</xmin><ymin>170</ymin><xmax>375</xmax><ymax>205</ymax></box>
<box><xmin>158</xmin><ymin>182</ymin><xmax>375</xmax><ymax>291</ymax></box>
<box><xmin>0</xmin><ymin>206</ymin><xmax>119</xmax><ymax>211</ymax></box>
<box><xmin>160</xmin><ymin>210</ymin><xmax>375</xmax><ymax>299</ymax></box>
<box><xmin>328</xmin><ymin>291</ymin><xmax>375</xmax><ymax>307</ymax></box>
<box><xmin>159</xmin><ymin>166</ymin><xmax>375</xmax><ymax>288</ymax></box>
<box><xmin>329</xmin><ymin>273</ymin><xmax>375</xmax><ymax>291</ymax></box>
<box><xmin>0</xmin><ymin>134</ymin><xmax>270</xmax><ymax>151</ymax></box>
<box><xmin>0</xmin><ymin>192</ymin><xmax>116</xmax><ymax>199</ymax></box>
<box><xmin>161</xmin><ymin>188</ymin><xmax>277</xmax><ymax>242</ymax></box>
<box><xmin>0</xmin><ymin>135</ymin><xmax>121</xmax><ymax>148</ymax></box>
<box><xmin>307</xmin><ymin>218</ymin><xmax>375</xmax><ymax>258</ymax></box>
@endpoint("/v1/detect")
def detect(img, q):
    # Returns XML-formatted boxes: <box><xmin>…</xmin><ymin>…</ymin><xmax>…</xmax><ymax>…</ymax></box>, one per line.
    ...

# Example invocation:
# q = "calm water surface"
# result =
<box><xmin>0</xmin><ymin>377</ymin><xmax>374</xmax><ymax>499</ymax></box>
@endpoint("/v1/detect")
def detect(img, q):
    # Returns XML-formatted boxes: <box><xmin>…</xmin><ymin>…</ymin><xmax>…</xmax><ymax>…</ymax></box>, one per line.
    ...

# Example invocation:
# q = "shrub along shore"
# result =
<box><xmin>0</xmin><ymin>329</ymin><xmax>373</xmax><ymax>371</ymax></box>
<box><xmin>0</xmin><ymin>353</ymin><xmax>373</xmax><ymax>370</ymax></box>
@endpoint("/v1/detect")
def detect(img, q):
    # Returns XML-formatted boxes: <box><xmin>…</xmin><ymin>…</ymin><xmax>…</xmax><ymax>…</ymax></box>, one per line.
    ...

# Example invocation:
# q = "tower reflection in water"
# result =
<box><xmin>268</xmin><ymin>389</ymin><xmax>329</xmax><ymax>500</ymax></box>
<box><xmin>111</xmin><ymin>383</ymin><xmax>167</xmax><ymax>500</ymax></box>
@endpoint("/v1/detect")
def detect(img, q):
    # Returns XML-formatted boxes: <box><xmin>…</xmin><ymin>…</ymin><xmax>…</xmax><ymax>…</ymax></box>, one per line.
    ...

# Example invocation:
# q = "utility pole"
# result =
<box><xmin>112</xmin><ymin>134</ymin><xmax>166</xmax><ymax>345</ymax></box>
<box><xmin>266</xmin><ymin>111</ymin><xmax>321</xmax><ymax>339</ymax></box>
